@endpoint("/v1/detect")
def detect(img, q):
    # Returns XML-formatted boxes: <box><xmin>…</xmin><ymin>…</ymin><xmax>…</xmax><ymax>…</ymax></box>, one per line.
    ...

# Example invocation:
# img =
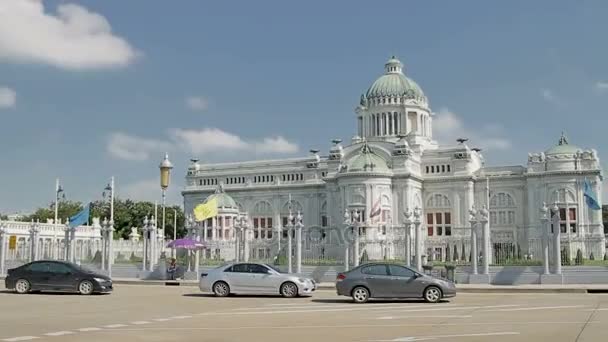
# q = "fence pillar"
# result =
<box><xmin>469</xmin><ymin>208</ymin><xmax>478</xmax><ymax>275</ymax></box>
<box><xmin>552</xmin><ymin>203</ymin><xmax>562</xmax><ymax>275</ymax></box>
<box><xmin>480</xmin><ymin>206</ymin><xmax>490</xmax><ymax>275</ymax></box>
<box><xmin>413</xmin><ymin>207</ymin><xmax>422</xmax><ymax>272</ymax></box>
<box><xmin>0</xmin><ymin>221</ymin><xmax>6</xmax><ymax>276</ymax></box>
<box><xmin>540</xmin><ymin>203</ymin><xmax>550</xmax><ymax>275</ymax></box>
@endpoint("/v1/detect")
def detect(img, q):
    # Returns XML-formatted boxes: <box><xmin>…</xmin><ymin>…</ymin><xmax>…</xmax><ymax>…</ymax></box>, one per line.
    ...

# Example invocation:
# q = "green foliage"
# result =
<box><xmin>589</xmin><ymin>252</ymin><xmax>595</xmax><ymax>261</ymax></box>
<box><xmin>130</xmin><ymin>252</ymin><xmax>142</xmax><ymax>263</ymax></box>
<box><xmin>604</xmin><ymin>252</ymin><xmax>607</xmax><ymax>261</ymax></box>
<box><xmin>582</xmin><ymin>259</ymin><xmax>608</xmax><ymax>266</ymax></box>
<box><xmin>24</xmin><ymin>200</ymin><xmax>83</xmax><ymax>223</ymax></box>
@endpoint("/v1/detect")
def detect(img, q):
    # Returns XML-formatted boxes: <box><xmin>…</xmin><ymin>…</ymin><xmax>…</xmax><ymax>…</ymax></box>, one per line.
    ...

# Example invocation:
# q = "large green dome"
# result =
<box><xmin>365</xmin><ymin>56</ymin><xmax>425</xmax><ymax>100</ymax></box>
<box><xmin>545</xmin><ymin>133</ymin><xmax>581</xmax><ymax>155</ymax></box>
<box><xmin>203</xmin><ymin>185</ymin><xmax>238</xmax><ymax>209</ymax></box>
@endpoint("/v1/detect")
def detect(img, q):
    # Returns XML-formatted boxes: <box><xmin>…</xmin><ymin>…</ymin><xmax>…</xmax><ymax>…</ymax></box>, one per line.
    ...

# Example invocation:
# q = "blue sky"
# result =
<box><xmin>1</xmin><ymin>0</ymin><xmax>607</xmax><ymax>213</ymax></box>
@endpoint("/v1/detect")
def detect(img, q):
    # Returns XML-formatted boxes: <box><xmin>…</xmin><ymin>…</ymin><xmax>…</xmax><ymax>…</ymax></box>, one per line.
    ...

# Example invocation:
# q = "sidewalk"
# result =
<box><xmin>108</xmin><ymin>278</ymin><xmax>608</xmax><ymax>293</ymax></box>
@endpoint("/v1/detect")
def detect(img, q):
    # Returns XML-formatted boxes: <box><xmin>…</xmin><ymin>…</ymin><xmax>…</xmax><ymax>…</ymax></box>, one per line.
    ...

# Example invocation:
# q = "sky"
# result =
<box><xmin>1</xmin><ymin>0</ymin><xmax>607</xmax><ymax>213</ymax></box>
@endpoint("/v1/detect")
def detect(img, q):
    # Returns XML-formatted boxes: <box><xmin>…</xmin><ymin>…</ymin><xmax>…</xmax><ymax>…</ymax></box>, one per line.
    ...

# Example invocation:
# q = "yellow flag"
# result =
<box><xmin>193</xmin><ymin>198</ymin><xmax>218</xmax><ymax>222</ymax></box>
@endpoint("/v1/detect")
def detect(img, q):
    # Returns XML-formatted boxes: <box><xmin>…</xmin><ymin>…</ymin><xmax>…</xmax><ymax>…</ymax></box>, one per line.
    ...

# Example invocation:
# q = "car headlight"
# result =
<box><xmin>93</xmin><ymin>278</ymin><xmax>107</xmax><ymax>283</ymax></box>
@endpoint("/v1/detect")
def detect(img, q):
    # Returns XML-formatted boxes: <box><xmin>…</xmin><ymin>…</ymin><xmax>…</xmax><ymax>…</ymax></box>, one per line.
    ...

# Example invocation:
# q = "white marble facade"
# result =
<box><xmin>182</xmin><ymin>57</ymin><xmax>605</xmax><ymax>263</ymax></box>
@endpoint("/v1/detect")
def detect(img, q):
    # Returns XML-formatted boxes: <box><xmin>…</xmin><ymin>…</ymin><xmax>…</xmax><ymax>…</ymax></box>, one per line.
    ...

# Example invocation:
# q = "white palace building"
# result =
<box><xmin>182</xmin><ymin>57</ymin><xmax>605</xmax><ymax>264</ymax></box>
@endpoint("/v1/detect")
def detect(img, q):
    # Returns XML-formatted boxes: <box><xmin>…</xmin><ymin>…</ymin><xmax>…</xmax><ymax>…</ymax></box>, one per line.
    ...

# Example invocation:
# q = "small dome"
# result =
<box><xmin>545</xmin><ymin>133</ymin><xmax>581</xmax><ymax>155</ymax></box>
<box><xmin>365</xmin><ymin>56</ymin><xmax>425</xmax><ymax>100</ymax></box>
<box><xmin>203</xmin><ymin>184</ymin><xmax>238</xmax><ymax>209</ymax></box>
<box><xmin>347</xmin><ymin>142</ymin><xmax>390</xmax><ymax>173</ymax></box>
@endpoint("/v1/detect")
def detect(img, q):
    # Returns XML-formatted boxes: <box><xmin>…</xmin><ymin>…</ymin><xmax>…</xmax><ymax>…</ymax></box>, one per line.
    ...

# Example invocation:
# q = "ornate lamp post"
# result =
<box><xmin>403</xmin><ymin>208</ymin><xmax>413</xmax><ymax>267</ymax></box>
<box><xmin>413</xmin><ymin>207</ymin><xmax>423</xmax><ymax>272</ymax></box>
<box><xmin>344</xmin><ymin>209</ymin><xmax>361</xmax><ymax>268</ymax></box>
<box><xmin>479</xmin><ymin>205</ymin><xmax>490</xmax><ymax>275</ymax></box>
<box><xmin>468</xmin><ymin>206</ymin><xmax>479</xmax><ymax>275</ymax></box>
<box><xmin>142</xmin><ymin>216</ymin><xmax>151</xmax><ymax>271</ymax></box>
<box><xmin>551</xmin><ymin>202</ymin><xmax>562</xmax><ymax>275</ymax></box>
<box><xmin>159</xmin><ymin>153</ymin><xmax>173</xmax><ymax>250</ymax></box>
<box><xmin>64</xmin><ymin>218</ymin><xmax>75</xmax><ymax>263</ymax></box>
<box><xmin>343</xmin><ymin>209</ymin><xmax>351</xmax><ymax>271</ymax></box>
<box><xmin>295</xmin><ymin>211</ymin><xmax>304</xmax><ymax>273</ymax></box>
<box><xmin>286</xmin><ymin>212</ymin><xmax>294</xmax><ymax>273</ymax></box>
<box><xmin>234</xmin><ymin>215</ymin><xmax>242</xmax><ymax>263</ymax></box>
<box><xmin>101</xmin><ymin>218</ymin><xmax>114</xmax><ymax>277</ymax></box>
<box><xmin>0</xmin><ymin>219</ymin><xmax>7</xmax><ymax>275</ymax></box>
<box><xmin>29</xmin><ymin>220</ymin><xmax>40</xmax><ymax>262</ymax></box>
<box><xmin>53</xmin><ymin>179</ymin><xmax>65</xmax><ymax>259</ymax></box>
<box><xmin>240</xmin><ymin>213</ymin><xmax>250</xmax><ymax>262</ymax></box>
<box><xmin>540</xmin><ymin>203</ymin><xmax>550</xmax><ymax>275</ymax></box>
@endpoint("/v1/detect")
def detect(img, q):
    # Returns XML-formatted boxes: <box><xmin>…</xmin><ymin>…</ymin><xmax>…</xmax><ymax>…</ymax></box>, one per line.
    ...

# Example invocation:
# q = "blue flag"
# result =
<box><xmin>69</xmin><ymin>203</ymin><xmax>90</xmax><ymax>227</ymax></box>
<box><xmin>584</xmin><ymin>180</ymin><xmax>601</xmax><ymax>211</ymax></box>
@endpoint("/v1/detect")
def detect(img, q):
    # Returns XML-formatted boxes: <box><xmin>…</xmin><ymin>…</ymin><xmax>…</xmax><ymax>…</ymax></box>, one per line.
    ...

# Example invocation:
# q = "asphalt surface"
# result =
<box><xmin>1</xmin><ymin>283</ymin><xmax>607</xmax><ymax>342</ymax></box>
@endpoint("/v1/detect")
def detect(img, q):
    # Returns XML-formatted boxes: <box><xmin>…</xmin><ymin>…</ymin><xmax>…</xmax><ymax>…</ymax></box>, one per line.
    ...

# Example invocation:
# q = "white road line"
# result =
<box><xmin>204</xmin><ymin>304</ymin><xmax>519</xmax><ymax>316</ymax></box>
<box><xmin>131</xmin><ymin>321</ymin><xmax>151</xmax><ymax>325</ymax></box>
<box><xmin>170</xmin><ymin>316</ymin><xmax>192</xmax><ymax>319</ymax></box>
<box><xmin>104</xmin><ymin>324</ymin><xmax>128</xmax><ymax>328</ymax></box>
<box><xmin>78</xmin><ymin>328</ymin><xmax>101</xmax><ymax>332</ymax></box>
<box><xmin>153</xmin><ymin>318</ymin><xmax>171</xmax><ymax>322</ymax></box>
<box><xmin>377</xmin><ymin>315</ymin><xmax>472</xmax><ymax>320</ymax></box>
<box><xmin>585</xmin><ymin>308</ymin><xmax>608</xmax><ymax>311</ymax></box>
<box><xmin>44</xmin><ymin>332</ymin><xmax>73</xmax><ymax>337</ymax></box>
<box><xmin>480</xmin><ymin>305</ymin><xmax>587</xmax><ymax>312</ymax></box>
<box><xmin>366</xmin><ymin>331</ymin><xmax>520</xmax><ymax>341</ymax></box>
<box><xmin>2</xmin><ymin>337</ymin><xmax>39</xmax><ymax>342</ymax></box>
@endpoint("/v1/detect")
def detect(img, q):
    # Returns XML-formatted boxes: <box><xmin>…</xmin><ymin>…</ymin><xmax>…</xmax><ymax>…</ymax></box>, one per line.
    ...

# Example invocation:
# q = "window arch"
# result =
<box><xmin>252</xmin><ymin>201</ymin><xmax>273</xmax><ymax>240</ymax></box>
<box><xmin>489</xmin><ymin>192</ymin><xmax>516</xmax><ymax>226</ymax></box>
<box><xmin>425</xmin><ymin>193</ymin><xmax>452</xmax><ymax>237</ymax></box>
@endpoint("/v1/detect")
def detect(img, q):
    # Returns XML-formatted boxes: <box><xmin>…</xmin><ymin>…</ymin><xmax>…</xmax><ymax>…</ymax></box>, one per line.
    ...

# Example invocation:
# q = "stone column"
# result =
<box><xmin>552</xmin><ymin>203</ymin><xmax>562</xmax><ymax>275</ymax></box>
<box><xmin>149</xmin><ymin>216</ymin><xmax>156</xmax><ymax>272</ymax></box>
<box><xmin>243</xmin><ymin>216</ymin><xmax>250</xmax><ymax>262</ymax></box>
<box><xmin>142</xmin><ymin>217</ymin><xmax>148</xmax><ymax>271</ymax></box>
<box><xmin>29</xmin><ymin>220</ymin><xmax>40</xmax><ymax>262</ymax></box>
<box><xmin>480</xmin><ymin>206</ymin><xmax>490</xmax><ymax>275</ymax></box>
<box><xmin>0</xmin><ymin>221</ymin><xmax>6</xmax><ymax>276</ymax></box>
<box><xmin>108</xmin><ymin>220</ymin><xmax>114</xmax><ymax>277</ymax></box>
<box><xmin>235</xmin><ymin>227</ymin><xmax>241</xmax><ymax>262</ymax></box>
<box><xmin>413</xmin><ymin>207</ymin><xmax>422</xmax><ymax>272</ymax></box>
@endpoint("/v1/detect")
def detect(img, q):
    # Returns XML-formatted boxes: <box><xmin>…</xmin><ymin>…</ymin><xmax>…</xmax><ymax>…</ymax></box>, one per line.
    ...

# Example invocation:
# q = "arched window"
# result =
<box><xmin>550</xmin><ymin>189</ymin><xmax>578</xmax><ymax>233</ymax></box>
<box><xmin>489</xmin><ymin>192</ymin><xmax>516</xmax><ymax>226</ymax></box>
<box><xmin>425</xmin><ymin>194</ymin><xmax>452</xmax><ymax>236</ymax></box>
<box><xmin>252</xmin><ymin>201</ymin><xmax>273</xmax><ymax>239</ymax></box>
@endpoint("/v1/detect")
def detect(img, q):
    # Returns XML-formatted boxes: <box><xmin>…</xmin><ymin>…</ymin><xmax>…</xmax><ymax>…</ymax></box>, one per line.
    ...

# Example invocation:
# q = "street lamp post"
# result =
<box><xmin>295</xmin><ymin>211</ymin><xmax>304</xmax><ymax>274</ymax></box>
<box><xmin>413</xmin><ymin>207</ymin><xmax>422</xmax><ymax>272</ymax></box>
<box><xmin>101</xmin><ymin>218</ymin><xmax>115</xmax><ymax>277</ymax></box>
<box><xmin>286</xmin><ymin>212</ymin><xmax>294</xmax><ymax>273</ymax></box>
<box><xmin>343</xmin><ymin>209</ymin><xmax>351</xmax><ymax>271</ymax></box>
<box><xmin>0</xmin><ymin>219</ymin><xmax>7</xmax><ymax>276</ymax></box>
<box><xmin>54</xmin><ymin>179</ymin><xmax>65</xmax><ymax>260</ymax></box>
<box><xmin>552</xmin><ymin>202</ymin><xmax>562</xmax><ymax>275</ymax></box>
<box><xmin>142</xmin><ymin>216</ymin><xmax>150</xmax><ymax>271</ymax></box>
<box><xmin>343</xmin><ymin>209</ymin><xmax>361</xmax><ymax>268</ymax></box>
<box><xmin>173</xmin><ymin>208</ymin><xmax>178</xmax><ymax>258</ymax></box>
<box><xmin>540</xmin><ymin>203</ymin><xmax>550</xmax><ymax>275</ymax></box>
<box><xmin>403</xmin><ymin>208</ymin><xmax>413</xmax><ymax>267</ymax></box>
<box><xmin>159</xmin><ymin>153</ymin><xmax>174</xmax><ymax>258</ymax></box>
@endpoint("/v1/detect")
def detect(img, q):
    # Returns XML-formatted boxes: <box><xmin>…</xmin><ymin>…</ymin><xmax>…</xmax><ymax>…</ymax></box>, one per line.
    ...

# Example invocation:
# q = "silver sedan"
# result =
<box><xmin>199</xmin><ymin>263</ymin><xmax>316</xmax><ymax>297</ymax></box>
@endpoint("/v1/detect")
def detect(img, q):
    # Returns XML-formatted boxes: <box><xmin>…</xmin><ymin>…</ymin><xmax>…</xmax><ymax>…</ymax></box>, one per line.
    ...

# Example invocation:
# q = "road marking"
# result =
<box><xmin>480</xmin><ymin>305</ymin><xmax>587</xmax><ymax>312</ymax></box>
<box><xmin>209</xmin><ymin>304</ymin><xmax>520</xmax><ymax>316</ymax></box>
<box><xmin>170</xmin><ymin>316</ymin><xmax>192</xmax><ymax>319</ymax></box>
<box><xmin>104</xmin><ymin>324</ymin><xmax>128</xmax><ymax>328</ymax></box>
<box><xmin>377</xmin><ymin>315</ymin><xmax>473</xmax><ymax>320</ymax></box>
<box><xmin>44</xmin><ymin>332</ymin><xmax>73</xmax><ymax>337</ymax></box>
<box><xmin>153</xmin><ymin>318</ymin><xmax>171</xmax><ymax>322</ymax></box>
<box><xmin>585</xmin><ymin>308</ymin><xmax>608</xmax><ymax>311</ymax></box>
<box><xmin>366</xmin><ymin>331</ymin><xmax>520</xmax><ymax>341</ymax></box>
<box><xmin>131</xmin><ymin>321</ymin><xmax>151</xmax><ymax>325</ymax></box>
<box><xmin>2</xmin><ymin>337</ymin><xmax>39</xmax><ymax>342</ymax></box>
<box><xmin>78</xmin><ymin>328</ymin><xmax>101</xmax><ymax>332</ymax></box>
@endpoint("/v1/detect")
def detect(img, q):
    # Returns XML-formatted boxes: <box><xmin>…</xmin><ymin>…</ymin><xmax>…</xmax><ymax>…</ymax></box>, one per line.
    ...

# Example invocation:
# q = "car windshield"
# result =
<box><xmin>264</xmin><ymin>264</ymin><xmax>283</xmax><ymax>273</ymax></box>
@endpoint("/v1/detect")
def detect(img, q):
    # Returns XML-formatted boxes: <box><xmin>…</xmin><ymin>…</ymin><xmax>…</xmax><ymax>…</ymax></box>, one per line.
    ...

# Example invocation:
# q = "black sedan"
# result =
<box><xmin>4</xmin><ymin>260</ymin><xmax>112</xmax><ymax>295</ymax></box>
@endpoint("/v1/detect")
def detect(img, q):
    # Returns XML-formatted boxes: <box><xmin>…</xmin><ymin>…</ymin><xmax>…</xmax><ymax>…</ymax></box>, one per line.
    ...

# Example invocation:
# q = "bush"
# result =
<box><xmin>589</xmin><ymin>252</ymin><xmax>595</xmax><ymax>261</ymax></box>
<box><xmin>604</xmin><ymin>252</ymin><xmax>607</xmax><ymax>261</ymax></box>
<box><xmin>576</xmin><ymin>249</ymin><xmax>583</xmax><ymax>265</ymax></box>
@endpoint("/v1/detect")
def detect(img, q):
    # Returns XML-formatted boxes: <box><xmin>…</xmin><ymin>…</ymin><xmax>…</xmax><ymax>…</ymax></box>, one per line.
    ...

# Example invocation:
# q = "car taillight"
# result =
<box><xmin>336</xmin><ymin>273</ymin><xmax>346</xmax><ymax>282</ymax></box>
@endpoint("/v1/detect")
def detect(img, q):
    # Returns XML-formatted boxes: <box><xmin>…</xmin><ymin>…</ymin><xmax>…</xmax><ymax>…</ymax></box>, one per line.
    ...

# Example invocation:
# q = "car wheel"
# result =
<box><xmin>424</xmin><ymin>286</ymin><xmax>442</xmax><ymax>303</ymax></box>
<box><xmin>351</xmin><ymin>286</ymin><xmax>370</xmax><ymax>303</ymax></box>
<box><xmin>15</xmin><ymin>279</ymin><xmax>31</xmax><ymax>294</ymax></box>
<box><xmin>213</xmin><ymin>281</ymin><xmax>230</xmax><ymax>297</ymax></box>
<box><xmin>280</xmin><ymin>282</ymin><xmax>298</xmax><ymax>298</ymax></box>
<box><xmin>78</xmin><ymin>280</ymin><xmax>95</xmax><ymax>295</ymax></box>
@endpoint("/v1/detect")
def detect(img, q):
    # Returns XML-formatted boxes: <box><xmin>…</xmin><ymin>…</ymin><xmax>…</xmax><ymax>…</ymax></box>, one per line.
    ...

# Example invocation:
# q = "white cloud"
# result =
<box><xmin>433</xmin><ymin>108</ymin><xmax>511</xmax><ymax>151</ymax></box>
<box><xmin>594</xmin><ymin>81</ymin><xmax>608</xmax><ymax>92</ymax></box>
<box><xmin>255</xmin><ymin>136</ymin><xmax>299</xmax><ymax>154</ymax></box>
<box><xmin>106</xmin><ymin>132</ymin><xmax>172</xmax><ymax>161</ymax></box>
<box><xmin>541</xmin><ymin>88</ymin><xmax>558</xmax><ymax>103</ymax></box>
<box><xmin>0</xmin><ymin>86</ymin><xmax>16</xmax><ymax>108</ymax></box>
<box><xmin>107</xmin><ymin>128</ymin><xmax>299</xmax><ymax>161</ymax></box>
<box><xmin>170</xmin><ymin>128</ymin><xmax>248</xmax><ymax>154</ymax></box>
<box><xmin>186</xmin><ymin>96</ymin><xmax>209</xmax><ymax>111</ymax></box>
<box><xmin>0</xmin><ymin>1</ymin><xmax>139</xmax><ymax>70</ymax></box>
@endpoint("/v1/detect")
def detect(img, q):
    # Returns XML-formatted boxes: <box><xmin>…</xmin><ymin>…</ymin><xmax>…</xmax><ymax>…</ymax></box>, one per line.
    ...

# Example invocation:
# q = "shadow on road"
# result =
<box><xmin>312</xmin><ymin>298</ymin><xmax>450</xmax><ymax>304</ymax></box>
<box><xmin>0</xmin><ymin>290</ymin><xmax>111</xmax><ymax>296</ymax></box>
<box><xmin>182</xmin><ymin>293</ymin><xmax>309</xmax><ymax>299</ymax></box>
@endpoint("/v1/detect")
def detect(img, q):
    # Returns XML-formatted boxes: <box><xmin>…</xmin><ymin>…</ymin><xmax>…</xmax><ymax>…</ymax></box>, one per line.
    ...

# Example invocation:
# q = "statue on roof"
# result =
<box><xmin>216</xmin><ymin>182</ymin><xmax>225</xmax><ymax>194</ymax></box>
<box><xmin>558</xmin><ymin>132</ymin><xmax>569</xmax><ymax>146</ymax></box>
<box><xmin>359</xmin><ymin>94</ymin><xmax>368</xmax><ymax>107</ymax></box>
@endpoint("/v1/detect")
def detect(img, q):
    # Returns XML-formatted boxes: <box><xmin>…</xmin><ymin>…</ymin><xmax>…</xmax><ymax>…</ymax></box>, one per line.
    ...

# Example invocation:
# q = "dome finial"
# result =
<box><xmin>558</xmin><ymin>131</ymin><xmax>569</xmax><ymax>146</ymax></box>
<box><xmin>385</xmin><ymin>56</ymin><xmax>403</xmax><ymax>74</ymax></box>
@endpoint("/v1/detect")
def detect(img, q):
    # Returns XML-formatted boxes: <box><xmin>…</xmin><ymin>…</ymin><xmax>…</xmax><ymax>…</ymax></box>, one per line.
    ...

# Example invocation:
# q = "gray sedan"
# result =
<box><xmin>199</xmin><ymin>263</ymin><xmax>316</xmax><ymax>297</ymax></box>
<box><xmin>336</xmin><ymin>263</ymin><xmax>456</xmax><ymax>303</ymax></box>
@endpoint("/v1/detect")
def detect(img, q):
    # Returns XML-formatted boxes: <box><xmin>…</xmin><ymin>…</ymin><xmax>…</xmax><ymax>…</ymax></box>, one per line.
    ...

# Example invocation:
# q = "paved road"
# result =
<box><xmin>1</xmin><ymin>284</ymin><xmax>607</xmax><ymax>342</ymax></box>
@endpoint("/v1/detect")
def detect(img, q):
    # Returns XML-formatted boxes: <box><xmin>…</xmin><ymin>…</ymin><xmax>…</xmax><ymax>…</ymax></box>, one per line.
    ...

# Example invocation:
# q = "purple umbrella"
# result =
<box><xmin>167</xmin><ymin>238</ymin><xmax>205</xmax><ymax>250</ymax></box>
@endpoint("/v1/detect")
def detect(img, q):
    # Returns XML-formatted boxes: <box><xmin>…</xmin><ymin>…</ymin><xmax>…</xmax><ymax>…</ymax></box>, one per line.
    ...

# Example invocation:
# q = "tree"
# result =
<box><xmin>24</xmin><ymin>200</ymin><xmax>83</xmax><ymax>223</ymax></box>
